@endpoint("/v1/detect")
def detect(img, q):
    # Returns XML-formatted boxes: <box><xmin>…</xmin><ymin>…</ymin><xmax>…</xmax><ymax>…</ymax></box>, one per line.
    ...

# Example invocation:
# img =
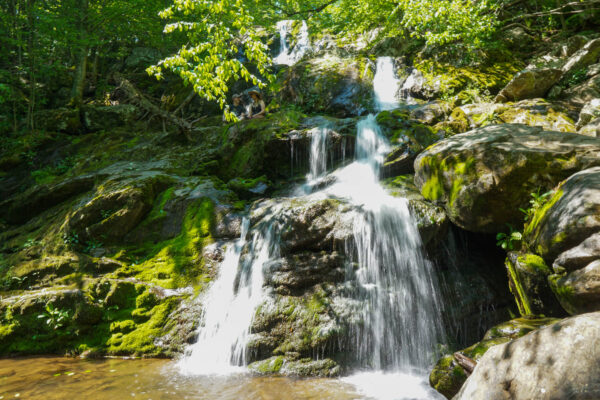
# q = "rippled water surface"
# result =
<box><xmin>0</xmin><ymin>357</ymin><xmax>361</xmax><ymax>400</ymax></box>
<box><xmin>0</xmin><ymin>357</ymin><xmax>443</xmax><ymax>400</ymax></box>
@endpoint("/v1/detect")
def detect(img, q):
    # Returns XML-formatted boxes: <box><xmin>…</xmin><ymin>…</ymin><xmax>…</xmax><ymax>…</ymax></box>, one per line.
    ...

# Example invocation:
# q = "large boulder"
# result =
<box><xmin>563</xmin><ymin>74</ymin><xmax>600</xmax><ymax>107</ymax></box>
<box><xmin>276</xmin><ymin>55</ymin><xmax>374</xmax><ymax>117</ymax></box>
<box><xmin>430</xmin><ymin>316</ymin><xmax>558</xmax><ymax>399</ymax></box>
<box><xmin>577</xmin><ymin>98</ymin><xmax>600</xmax><ymax>129</ymax></box>
<box><xmin>524</xmin><ymin>167</ymin><xmax>600</xmax><ymax>262</ymax></box>
<box><xmin>454</xmin><ymin>312</ymin><xmax>600</xmax><ymax>400</ymax></box>
<box><xmin>0</xmin><ymin>175</ymin><xmax>95</xmax><ymax>224</ymax></box>
<box><xmin>524</xmin><ymin>167</ymin><xmax>600</xmax><ymax>314</ymax></box>
<box><xmin>414</xmin><ymin>124</ymin><xmax>600</xmax><ymax>233</ymax></box>
<box><xmin>494</xmin><ymin>69</ymin><xmax>563</xmax><ymax>103</ymax></box>
<box><xmin>457</xmin><ymin>99</ymin><xmax>577</xmax><ymax>133</ymax></box>
<box><xmin>561</xmin><ymin>38</ymin><xmax>600</xmax><ymax>76</ymax></box>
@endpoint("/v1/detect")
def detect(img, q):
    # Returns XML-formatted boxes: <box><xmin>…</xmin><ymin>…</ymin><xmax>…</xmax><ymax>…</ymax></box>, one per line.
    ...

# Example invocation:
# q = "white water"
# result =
<box><xmin>373</xmin><ymin>57</ymin><xmax>401</xmax><ymax>111</ymax></box>
<box><xmin>179</xmin><ymin>219</ymin><xmax>277</xmax><ymax>375</ymax></box>
<box><xmin>274</xmin><ymin>20</ymin><xmax>310</xmax><ymax>66</ymax></box>
<box><xmin>178</xmin><ymin>56</ymin><xmax>445</xmax><ymax>399</ymax></box>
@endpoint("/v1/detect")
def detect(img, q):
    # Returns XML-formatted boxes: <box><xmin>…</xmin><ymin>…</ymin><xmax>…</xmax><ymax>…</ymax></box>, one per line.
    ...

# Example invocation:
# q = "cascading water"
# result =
<box><xmin>274</xmin><ymin>20</ymin><xmax>310</xmax><ymax>65</ymax></box>
<box><xmin>178</xmin><ymin>218</ymin><xmax>277</xmax><ymax>375</ymax></box>
<box><xmin>178</xmin><ymin>55</ymin><xmax>445</xmax><ymax>399</ymax></box>
<box><xmin>373</xmin><ymin>57</ymin><xmax>401</xmax><ymax>111</ymax></box>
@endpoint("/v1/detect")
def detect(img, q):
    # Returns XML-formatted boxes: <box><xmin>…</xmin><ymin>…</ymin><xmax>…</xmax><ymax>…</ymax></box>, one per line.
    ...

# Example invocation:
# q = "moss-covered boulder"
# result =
<box><xmin>454</xmin><ymin>312</ymin><xmax>600</xmax><ymax>400</ymax></box>
<box><xmin>219</xmin><ymin>111</ymin><xmax>354</xmax><ymax>181</ymax></box>
<box><xmin>0</xmin><ymin>175</ymin><xmax>95</xmax><ymax>224</ymax></box>
<box><xmin>414</xmin><ymin>124</ymin><xmax>600</xmax><ymax>233</ymax></box>
<box><xmin>504</xmin><ymin>252</ymin><xmax>564</xmax><ymax>316</ymax></box>
<box><xmin>457</xmin><ymin>99</ymin><xmax>577</xmax><ymax>133</ymax></box>
<box><xmin>376</xmin><ymin>109</ymin><xmax>440</xmax><ymax>154</ymax></box>
<box><xmin>523</xmin><ymin>167</ymin><xmax>600</xmax><ymax>315</ymax></box>
<box><xmin>409</xmin><ymin>59</ymin><xmax>521</xmax><ymax>101</ymax></box>
<box><xmin>494</xmin><ymin>68</ymin><xmax>563</xmax><ymax>102</ymax></box>
<box><xmin>276</xmin><ymin>55</ymin><xmax>374</xmax><ymax>116</ymax></box>
<box><xmin>430</xmin><ymin>316</ymin><xmax>558</xmax><ymax>399</ymax></box>
<box><xmin>0</xmin><ymin>282</ymin><xmax>189</xmax><ymax>357</ymax></box>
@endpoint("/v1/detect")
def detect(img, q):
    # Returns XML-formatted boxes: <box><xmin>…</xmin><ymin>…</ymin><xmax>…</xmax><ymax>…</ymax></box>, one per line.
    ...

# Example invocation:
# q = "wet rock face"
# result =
<box><xmin>243</xmin><ymin>197</ymin><xmax>362</xmax><ymax>373</ymax></box>
<box><xmin>523</xmin><ymin>167</ymin><xmax>600</xmax><ymax>315</ymax></box>
<box><xmin>454</xmin><ymin>312</ymin><xmax>600</xmax><ymax>400</ymax></box>
<box><xmin>414</xmin><ymin>124</ymin><xmax>600</xmax><ymax>233</ymax></box>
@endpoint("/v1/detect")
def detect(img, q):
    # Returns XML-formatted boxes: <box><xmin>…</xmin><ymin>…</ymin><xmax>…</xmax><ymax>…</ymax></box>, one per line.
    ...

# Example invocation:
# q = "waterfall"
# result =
<box><xmin>273</xmin><ymin>20</ymin><xmax>310</xmax><ymax>66</ymax></box>
<box><xmin>373</xmin><ymin>57</ymin><xmax>401</xmax><ymax>111</ymax></box>
<box><xmin>178</xmin><ymin>54</ymin><xmax>445</xmax><ymax>398</ymax></box>
<box><xmin>179</xmin><ymin>218</ymin><xmax>278</xmax><ymax>375</ymax></box>
<box><xmin>307</xmin><ymin>125</ymin><xmax>330</xmax><ymax>181</ymax></box>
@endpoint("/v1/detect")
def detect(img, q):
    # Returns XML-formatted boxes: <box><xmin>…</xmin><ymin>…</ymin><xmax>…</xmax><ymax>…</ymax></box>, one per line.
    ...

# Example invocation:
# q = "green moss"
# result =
<box><xmin>110</xmin><ymin>319</ymin><xmax>136</xmax><ymax>334</ymax></box>
<box><xmin>429</xmin><ymin>354</ymin><xmax>467</xmax><ymax>399</ymax></box>
<box><xmin>523</xmin><ymin>188</ymin><xmax>564</xmax><ymax>254</ymax></box>
<box><xmin>106</xmin><ymin>298</ymin><xmax>177</xmax><ymax>356</ymax></box>
<box><xmin>505</xmin><ymin>257</ymin><xmax>533</xmax><ymax>316</ymax></box>
<box><xmin>250</xmin><ymin>356</ymin><xmax>286</xmax><ymax>374</ymax></box>
<box><xmin>414</xmin><ymin>59</ymin><xmax>522</xmax><ymax>100</ymax></box>
<box><xmin>518</xmin><ymin>254</ymin><xmax>551</xmax><ymax>275</ymax></box>
<box><xmin>117</xmin><ymin>198</ymin><xmax>215</xmax><ymax>289</ymax></box>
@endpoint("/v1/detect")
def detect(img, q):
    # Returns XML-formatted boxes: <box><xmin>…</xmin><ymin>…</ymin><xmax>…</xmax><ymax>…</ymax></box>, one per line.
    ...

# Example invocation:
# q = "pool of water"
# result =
<box><xmin>0</xmin><ymin>357</ymin><xmax>443</xmax><ymax>400</ymax></box>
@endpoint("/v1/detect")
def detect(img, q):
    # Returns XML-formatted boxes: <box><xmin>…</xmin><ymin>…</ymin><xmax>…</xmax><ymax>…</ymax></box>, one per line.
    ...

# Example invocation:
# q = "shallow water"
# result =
<box><xmin>0</xmin><ymin>357</ymin><xmax>443</xmax><ymax>400</ymax></box>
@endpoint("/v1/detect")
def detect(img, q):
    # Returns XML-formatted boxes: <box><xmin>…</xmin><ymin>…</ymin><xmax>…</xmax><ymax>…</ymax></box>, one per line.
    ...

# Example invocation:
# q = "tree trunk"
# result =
<box><xmin>70</xmin><ymin>47</ymin><xmax>88</xmax><ymax>108</ymax></box>
<box><xmin>69</xmin><ymin>0</ymin><xmax>88</xmax><ymax>108</ymax></box>
<box><xmin>26</xmin><ymin>0</ymin><xmax>35</xmax><ymax>131</ymax></box>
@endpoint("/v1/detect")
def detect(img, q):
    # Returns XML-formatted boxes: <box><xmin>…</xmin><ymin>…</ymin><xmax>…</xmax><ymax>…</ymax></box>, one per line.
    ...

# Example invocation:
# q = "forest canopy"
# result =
<box><xmin>1</xmin><ymin>0</ymin><xmax>598</xmax><ymax>128</ymax></box>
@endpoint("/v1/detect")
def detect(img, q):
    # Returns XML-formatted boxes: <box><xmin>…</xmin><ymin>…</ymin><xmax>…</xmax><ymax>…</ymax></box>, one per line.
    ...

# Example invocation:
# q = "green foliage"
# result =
<box><xmin>519</xmin><ymin>189</ymin><xmax>553</xmax><ymax>222</ymax></box>
<box><xmin>496</xmin><ymin>224</ymin><xmax>522</xmax><ymax>250</ymax></box>
<box><xmin>37</xmin><ymin>303</ymin><xmax>70</xmax><ymax>331</ymax></box>
<box><xmin>148</xmin><ymin>0</ymin><xmax>274</xmax><ymax>121</ymax></box>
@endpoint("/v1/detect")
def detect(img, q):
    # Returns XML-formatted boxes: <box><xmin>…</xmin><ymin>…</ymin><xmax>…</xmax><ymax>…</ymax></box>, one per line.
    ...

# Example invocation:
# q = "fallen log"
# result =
<box><xmin>113</xmin><ymin>73</ymin><xmax>193</xmax><ymax>141</ymax></box>
<box><xmin>453</xmin><ymin>352</ymin><xmax>477</xmax><ymax>375</ymax></box>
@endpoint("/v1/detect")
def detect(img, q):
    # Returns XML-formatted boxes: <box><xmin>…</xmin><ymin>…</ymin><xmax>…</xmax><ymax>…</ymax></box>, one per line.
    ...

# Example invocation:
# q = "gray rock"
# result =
<box><xmin>579</xmin><ymin>117</ymin><xmax>600</xmax><ymax>137</ymax></box>
<box><xmin>564</xmin><ymin>74</ymin><xmax>600</xmax><ymax>107</ymax></box>
<box><xmin>550</xmin><ymin>260</ymin><xmax>600</xmax><ymax>315</ymax></box>
<box><xmin>588</xmin><ymin>63</ymin><xmax>600</xmax><ymax>78</ymax></box>
<box><xmin>459</xmin><ymin>99</ymin><xmax>576</xmax><ymax>133</ymax></box>
<box><xmin>554</xmin><ymin>233</ymin><xmax>600</xmax><ymax>273</ymax></box>
<box><xmin>577</xmin><ymin>98</ymin><xmax>600</xmax><ymax>129</ymax></box>
<box><xmin>494</xmin><ymin>69</ymin><xmax>563</xmax><ymax>103</ymax></box>
<box><xmin>524</xmin><ymin>167</ymin><xmax>600</xmax><ymax>315</ymax></box>
<box><xmin>454</xmin><ymin>312</ymin><xmax>600</xmax><ymax>400</ymax></box>
<box><xmin>524</xmin><ymin>167</ymin><xmax>600</xmax><ymax>262</ymax></box>
<box><xmin>562</xmin><ymin>38</ymin><xmax>600</xmax><ymax>75</ymax></box>
<box><xmin>0</xmin><ymin>175</ymin><xmax>95</xmax><ymax>224</ymax></box>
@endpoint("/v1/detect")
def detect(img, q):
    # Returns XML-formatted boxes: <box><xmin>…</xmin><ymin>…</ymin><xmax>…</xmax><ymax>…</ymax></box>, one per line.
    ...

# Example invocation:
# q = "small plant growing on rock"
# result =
<box><xmin>38</xmin><ymin>303</ymin><xmax>70</xmax><ymax>331</ymax></box>
<box><xmin>62</xmin><ymin>232</ymin><xmax>79</xmax><ymax>245</ymax></box>
<box><xmin>83</xmin><ymin>239</ymin><xmax>103</xmax><ymax>254</ymax></box>
<box><xmin>496</xmin><ymin>224</ymin><xmax>522</xmax><ymax>250</ymax></box>
<box><xmin>519</xmin><ymin>189</ymin><xmax>553</xmax><ymax>222</ymax></box>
